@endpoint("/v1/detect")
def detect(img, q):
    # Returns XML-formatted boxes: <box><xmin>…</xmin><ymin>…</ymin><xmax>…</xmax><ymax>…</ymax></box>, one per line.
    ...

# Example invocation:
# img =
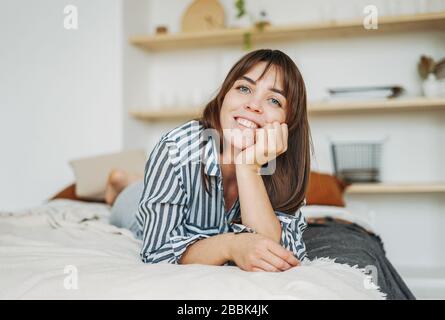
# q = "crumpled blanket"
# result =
<box><xmin>0</xmin><ymin>199</ymin><xmax>386</xmax><ymax>299</ymax></box>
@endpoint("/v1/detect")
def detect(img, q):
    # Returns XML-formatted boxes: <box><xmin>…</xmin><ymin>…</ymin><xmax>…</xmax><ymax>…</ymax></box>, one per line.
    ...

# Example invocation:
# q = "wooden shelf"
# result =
<box><xmin>130</xmin><ymin>12</ymin><xmax>445</xmax><ymax>51</ymax></box>
<box><xmin>129</xmin><ymin>98</ymin><xmax>445</xmax><ymax>121</ymax></box>
<box><xmin>308</xmin><ymin>97</ymin><xmax>445</xmax><ymax>114</ymax></box>
<box><xmin>345</xmin><ymin>183</ymin><xmax>445</xmax><ymax>194</ymax></box>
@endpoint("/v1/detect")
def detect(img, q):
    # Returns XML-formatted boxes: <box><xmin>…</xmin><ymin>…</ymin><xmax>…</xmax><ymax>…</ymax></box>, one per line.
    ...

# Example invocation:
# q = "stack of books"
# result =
<box><xmin>327</xmin><ymin>86</ymin><xmax>404</xmax><ymax>101</ymax></box>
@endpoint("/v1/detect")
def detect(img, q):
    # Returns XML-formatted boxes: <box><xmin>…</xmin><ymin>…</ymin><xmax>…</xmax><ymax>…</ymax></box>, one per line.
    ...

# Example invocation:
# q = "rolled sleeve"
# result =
<box><xmin>275</xmin><ymin>209</ymin><xmax>307</xmax><ymax>261</ymax></box>
<box><xmin>169</xmin><ymin>231</ymin><xmax>212</xmax><ymax>263</ymax></box>
<box><xmin>230</xmin><ymin>223</ymin><xmax>256</xmax><ymax>234</ymax></box>
<box><xmin>169</xmin><ymin>224</ymin><xmax>221</xmax><ymax>263</ymax></box>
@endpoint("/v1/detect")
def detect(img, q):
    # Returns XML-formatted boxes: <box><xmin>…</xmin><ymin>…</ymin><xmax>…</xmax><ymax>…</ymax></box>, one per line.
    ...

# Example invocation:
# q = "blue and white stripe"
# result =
<box><xmin>136</xmin><ymin>120</ymin><xmax>307</xmax><ymax>264</ymax></box>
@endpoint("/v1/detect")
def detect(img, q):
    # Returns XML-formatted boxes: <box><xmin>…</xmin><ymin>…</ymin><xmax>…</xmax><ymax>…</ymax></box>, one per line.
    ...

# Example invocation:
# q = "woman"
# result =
<box><xmin>109</xmin><ymin>49</ymin><xmax>311</xmax><ymax>272</ymax></box>
<box><xmin>107</xmin><ymin>49</ymin><xmax>416</xmax><ymax>298</ymax></box>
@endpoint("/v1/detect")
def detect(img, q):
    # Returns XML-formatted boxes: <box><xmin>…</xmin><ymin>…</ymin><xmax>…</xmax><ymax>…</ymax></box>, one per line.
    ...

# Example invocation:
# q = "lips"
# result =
<box><xmin>234</xmin><ymin>116</ymin><xmax>261</xmax><ymax>129</ymax></box>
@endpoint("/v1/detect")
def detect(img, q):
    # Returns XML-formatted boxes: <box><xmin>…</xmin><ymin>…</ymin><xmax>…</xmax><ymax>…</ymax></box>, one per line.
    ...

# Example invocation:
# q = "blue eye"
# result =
<box><xmin>237</xmin><ymin>85</ymin><xmax>251</xmax><ymax>94</ymax></box>
<box><xmin>270</xmin><ymin>98</ymin><xmax>282</xmax><ymax>107</ymax></box>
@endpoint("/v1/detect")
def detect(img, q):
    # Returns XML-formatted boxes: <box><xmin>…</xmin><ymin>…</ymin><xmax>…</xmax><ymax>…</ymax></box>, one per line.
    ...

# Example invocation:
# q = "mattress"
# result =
<box><xmin>0</xmin><ymin>199</ymin><xmax>385</xmax><ymax>299</ymax></box>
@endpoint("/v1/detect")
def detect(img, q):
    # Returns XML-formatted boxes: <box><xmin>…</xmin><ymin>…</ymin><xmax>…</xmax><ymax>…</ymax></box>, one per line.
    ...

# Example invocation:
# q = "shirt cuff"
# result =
<box><xmin>230</xmin><ymin>223</ymin><xmax>256</xmax><ymax>234</ymax></box>
<box><xmin>169</xmin><ymin>233</ymin><xmax>211</xmax><ymax>264</ymax></box>
<box><xmin>275</xmin><ymin>210</ymin><xmax>307</xmax><ymax>261</ymax></box>
<box><xmin>275</xmin><ymin>210</ymin><xmax>307</xmax><ymax>233</ymax></box>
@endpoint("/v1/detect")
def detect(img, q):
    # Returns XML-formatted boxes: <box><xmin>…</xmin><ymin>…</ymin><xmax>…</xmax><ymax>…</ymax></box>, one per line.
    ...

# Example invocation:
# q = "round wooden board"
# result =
<box><xmin>181</xmin><ymin>0</ymin><xmax>226</xmax><ymax>33</ymax></box>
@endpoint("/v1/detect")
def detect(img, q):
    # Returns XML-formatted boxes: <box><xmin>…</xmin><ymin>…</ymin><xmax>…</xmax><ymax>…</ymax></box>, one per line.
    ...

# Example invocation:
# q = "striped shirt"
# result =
<box><xmin>135</xmin><ymin>119</ymin><xmax>307</xmax><ymax>265</ymax></box>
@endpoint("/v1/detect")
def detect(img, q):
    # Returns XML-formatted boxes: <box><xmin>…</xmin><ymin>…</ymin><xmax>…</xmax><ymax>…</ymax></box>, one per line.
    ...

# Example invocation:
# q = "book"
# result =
<box><xmin>327</xmin><ymin>86</ymin><xmax>404</xmax><ymax>101</ymax></box>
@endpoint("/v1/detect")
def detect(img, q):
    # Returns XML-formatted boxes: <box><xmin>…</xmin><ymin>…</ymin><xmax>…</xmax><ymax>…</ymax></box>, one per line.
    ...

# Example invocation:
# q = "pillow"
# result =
<box><xmin>49</xmin><ymin>183</ymin><xmax>106</xmax><ymax>203</ymax></box>
<box><xmin>69</xmin><ymin>149</ymin><xmax>147</xmax><ymax>201</ymax></box>
<box><xmin>306</xmin><ymin>171</ymin><xmax>348</xmax><ymax>207</ymax></box>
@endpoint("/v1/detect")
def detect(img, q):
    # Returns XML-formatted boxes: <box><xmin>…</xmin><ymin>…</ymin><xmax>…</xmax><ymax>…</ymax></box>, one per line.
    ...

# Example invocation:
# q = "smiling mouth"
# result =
<box><xmin>234</xmin><ymin>117</ymin><xmax>260</xmax><ymax>129</ymax></box>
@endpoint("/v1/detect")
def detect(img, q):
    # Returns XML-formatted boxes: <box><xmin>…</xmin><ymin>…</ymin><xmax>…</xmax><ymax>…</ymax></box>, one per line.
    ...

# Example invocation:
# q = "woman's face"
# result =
<box><xmin>220</xmin><ymin>62</ymin><xmax>287</xmax><ymax>152</ymax></box>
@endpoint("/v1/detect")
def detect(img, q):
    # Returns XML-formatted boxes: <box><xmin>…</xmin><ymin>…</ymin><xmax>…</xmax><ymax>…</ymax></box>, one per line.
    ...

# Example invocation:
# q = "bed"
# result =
<box><xmin>0</xmin><ymin>199</ymin><xmax>387</xmax><ymax>299</ymax></box>
<box><xmin>1</xmin><ymin>167</ymin><xmax>417</xmax><ymax>300</ymax></box>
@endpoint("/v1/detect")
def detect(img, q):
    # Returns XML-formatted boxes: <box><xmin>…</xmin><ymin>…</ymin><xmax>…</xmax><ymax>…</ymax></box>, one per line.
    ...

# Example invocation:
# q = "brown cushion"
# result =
<box><xmin>306</xmin><ymin>171</ymin><xmax>348</xmax><ymax>207</ymax></box>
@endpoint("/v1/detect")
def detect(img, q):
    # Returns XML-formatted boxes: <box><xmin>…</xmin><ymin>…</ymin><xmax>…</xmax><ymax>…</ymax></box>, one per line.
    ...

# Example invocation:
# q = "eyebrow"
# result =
<box><xmin>240</xmin><ymin>76</ymin><xmax>285</xmax><ymax>98</ymax></box>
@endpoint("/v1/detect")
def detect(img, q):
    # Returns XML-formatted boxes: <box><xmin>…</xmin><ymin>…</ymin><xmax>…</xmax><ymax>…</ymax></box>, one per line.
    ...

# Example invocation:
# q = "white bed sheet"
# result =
<box><xmin>0</xmin><ymin>199</ymin><xmax>385</xmax><ymax>299</ymax></box>
<box><xmin>301</xmin><ymin>204</ymin><xmax>377</xmax><ymax>234</ymax></box>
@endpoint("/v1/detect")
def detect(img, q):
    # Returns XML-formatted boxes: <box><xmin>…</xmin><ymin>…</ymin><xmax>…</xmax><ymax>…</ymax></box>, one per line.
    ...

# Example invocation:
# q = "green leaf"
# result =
<box><xmin>235</xmin><ymin>0</ymin><xmax>246</xmax><ymax>18</ymax></box>
<box><xmin>243</xmin><ymin>32</ymin><xmax>252</xmax><ymax>51</ymax></box>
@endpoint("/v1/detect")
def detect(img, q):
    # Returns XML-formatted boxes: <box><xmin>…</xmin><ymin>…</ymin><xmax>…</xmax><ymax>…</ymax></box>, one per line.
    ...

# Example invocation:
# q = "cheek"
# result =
<box><xmin>220</xmin><ymin>100</ymin><xmax>232</xmax><ymax>127</ymax></box>
<box><xmin>265</xmin><ymin>109</ymin><xmax>286</xmax><ymax>124</ymax></box>
<box><xmin>220</xmin><ymin>93</ymin><xmax>242</xmax><ymax>123</ymax></box>
<box><xmin>222</xmin><ymin>92</ymin><xmax>239</xmax><ymax>108</ymax></box>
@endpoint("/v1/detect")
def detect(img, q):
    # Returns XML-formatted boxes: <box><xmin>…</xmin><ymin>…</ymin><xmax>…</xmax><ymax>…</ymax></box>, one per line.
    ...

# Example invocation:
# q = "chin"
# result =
<box><xmin>221</xmin><ymin>115</ymin><xmax>257</xmax><ymax>150</ymax></box>
<box><xmin>226</xmin><ymin>131</ymin><xmax>255</xmax><ymax>151</ymax></box>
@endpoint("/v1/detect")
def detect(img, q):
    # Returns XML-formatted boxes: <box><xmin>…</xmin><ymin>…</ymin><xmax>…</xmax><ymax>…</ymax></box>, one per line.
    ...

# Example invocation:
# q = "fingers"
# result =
<box><xmin>251</xmin><ymin>121</ymin><xmax>288</xmax><ymax>167</ymax></box>
<box><xmin>275</xmin><ymin>121</ymin><xmax>287</xmax><ymax>154</ymax></box>
<box><xmin>272</xmin><ymin>121</ymin><xmax>283</xmax><ymax>152</ymax></box>
<box><xmin>281</xmin><ymin>123</ymin><xmax>288</xmax><ymax>152</ymax></box>
<box><xmin>266</xmin><ymin>241</ymin><xmax>300</xmax><ymax>267</ymax></box>
<box><xmin>255</xmin><ymin>127</ymin><xmax>267</xmax><ymax>163</ymax></box>
<box><xmin>267</xmin><ymin>123</ymin><xmax>278</xmax><ymax>158</ymax></box>
<box><xmin>253</xmin><ymin>258</ymin><xmax>281</xmax><ymax>272</ymax></box>
<box><xmin>265</xmin><ymin>121</ymin><xmax>288</xmax><ymax>156</ymax></box>
<box><xmin>261</xmin><ymin>249</ymin><xmax>293</xmax><ymax>271</ymax></box>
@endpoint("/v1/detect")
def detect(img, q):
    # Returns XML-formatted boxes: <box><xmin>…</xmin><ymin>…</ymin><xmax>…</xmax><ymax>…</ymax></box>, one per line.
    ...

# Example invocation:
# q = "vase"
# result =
<box><xmin>437</xmin><ymin>78</ymin><xmax>445</xmax><ymax>97</ymax></box>
<box><xmin>422</xmin><ymin>74</ymin><xmax>439</xmax><ymax>97</ymax></box>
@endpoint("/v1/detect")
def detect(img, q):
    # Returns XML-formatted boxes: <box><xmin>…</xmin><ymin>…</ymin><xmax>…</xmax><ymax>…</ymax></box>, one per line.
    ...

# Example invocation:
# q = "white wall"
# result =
<box><xmin>122</xmin><ymin>0</ymin><xmax>153</xmax><ymax>151</ymax></box>
<box><xmin>122</xmin><ymin>0</ymin><xmax>445</xmax><ymax>298</ymax></box>
<box><xmin>0</xmin><ymin>0</ymin><xmax>123</xmax><ymax>211</ymax></box>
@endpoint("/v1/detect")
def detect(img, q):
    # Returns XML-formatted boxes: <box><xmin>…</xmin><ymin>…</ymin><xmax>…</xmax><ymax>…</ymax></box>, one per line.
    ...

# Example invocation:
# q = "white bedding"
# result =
<box><xmin>0</xmin><ymin>199</ymin><xmax>385</xmax><ymax>299</ymax></box>
<box><xmin>301</xmin><ymin>204</ymin><xmax>377</xmax><ymax>234</ymax></box>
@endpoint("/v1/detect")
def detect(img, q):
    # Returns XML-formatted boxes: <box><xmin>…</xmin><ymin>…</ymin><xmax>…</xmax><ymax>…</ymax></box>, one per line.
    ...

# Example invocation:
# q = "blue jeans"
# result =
<box><xmin>109</xmin><ymin>180</ymin><xmax>144</xmax><ymax>239</ymax></box>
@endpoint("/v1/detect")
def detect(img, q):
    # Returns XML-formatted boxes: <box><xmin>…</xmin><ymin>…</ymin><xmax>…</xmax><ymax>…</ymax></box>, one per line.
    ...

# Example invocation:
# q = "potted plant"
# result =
<box><xmin>232</xmin><ymin>0</ymin><xmax>270</xmax><ymax>50</ymax></box>
<box><xmin>418</xmin><ymin>55</ymin><xmax>445</xmax><ymax>97</ymax></box>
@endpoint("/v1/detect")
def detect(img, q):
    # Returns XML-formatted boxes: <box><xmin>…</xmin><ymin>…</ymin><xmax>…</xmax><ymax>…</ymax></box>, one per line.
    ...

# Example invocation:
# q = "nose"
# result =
<box><xmin>244</xmin><ymin>102</ymin><xmax>263</xmax><ymax>114</ymax></box>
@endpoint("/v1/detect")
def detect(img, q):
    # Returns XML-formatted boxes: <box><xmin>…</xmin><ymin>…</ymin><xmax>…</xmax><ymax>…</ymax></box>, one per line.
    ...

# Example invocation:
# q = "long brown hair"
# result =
<box><xmin>197</xmin><ymin>49</ymin><xmax>313</xmax><ymax>215</ymax></box>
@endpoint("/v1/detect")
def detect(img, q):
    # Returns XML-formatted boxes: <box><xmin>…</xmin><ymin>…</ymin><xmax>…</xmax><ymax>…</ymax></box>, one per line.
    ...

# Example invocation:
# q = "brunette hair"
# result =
<box><xmin>197</xmin><ymin>49</ymin><xmax>313</xmax><ymax>215</ymax></box>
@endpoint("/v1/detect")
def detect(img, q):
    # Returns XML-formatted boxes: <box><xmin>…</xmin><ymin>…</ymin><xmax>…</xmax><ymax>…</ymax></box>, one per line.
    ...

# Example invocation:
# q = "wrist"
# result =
<box><xmin>235</xmin><ymin>163</ymin><xmax>260</xmax><ymax>174</ymax></box>
<box><xmin>223</xmin><ymin>232</ymin><xmax>237</xmax><ymax>262</ymax></box>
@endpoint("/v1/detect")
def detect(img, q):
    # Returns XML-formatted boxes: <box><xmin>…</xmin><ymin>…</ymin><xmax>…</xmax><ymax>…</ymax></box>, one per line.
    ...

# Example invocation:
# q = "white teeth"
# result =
<box><xmin>236</xmin><ymin>117</ymin><xmax>258</xmax><ymax>129</ymax></box>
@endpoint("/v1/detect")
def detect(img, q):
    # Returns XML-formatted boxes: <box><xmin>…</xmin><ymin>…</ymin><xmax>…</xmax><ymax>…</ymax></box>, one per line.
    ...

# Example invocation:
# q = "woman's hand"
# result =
<box><xmin>228</xmin><ymin>232</ymin><xmax>300</xmax><ymax>272</ymax></box>
<box><xmin>235</xmin><ymin>121</ymin><xmax>288</xmax><ymax>171</ymax></box>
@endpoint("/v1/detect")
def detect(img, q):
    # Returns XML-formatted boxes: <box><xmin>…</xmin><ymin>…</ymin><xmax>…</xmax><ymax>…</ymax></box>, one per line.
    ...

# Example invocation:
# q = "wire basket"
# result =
<box><xmin>331</xmin><ymin>141</ymin><xmax>383</xmax><ymax>184</ymax></box>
